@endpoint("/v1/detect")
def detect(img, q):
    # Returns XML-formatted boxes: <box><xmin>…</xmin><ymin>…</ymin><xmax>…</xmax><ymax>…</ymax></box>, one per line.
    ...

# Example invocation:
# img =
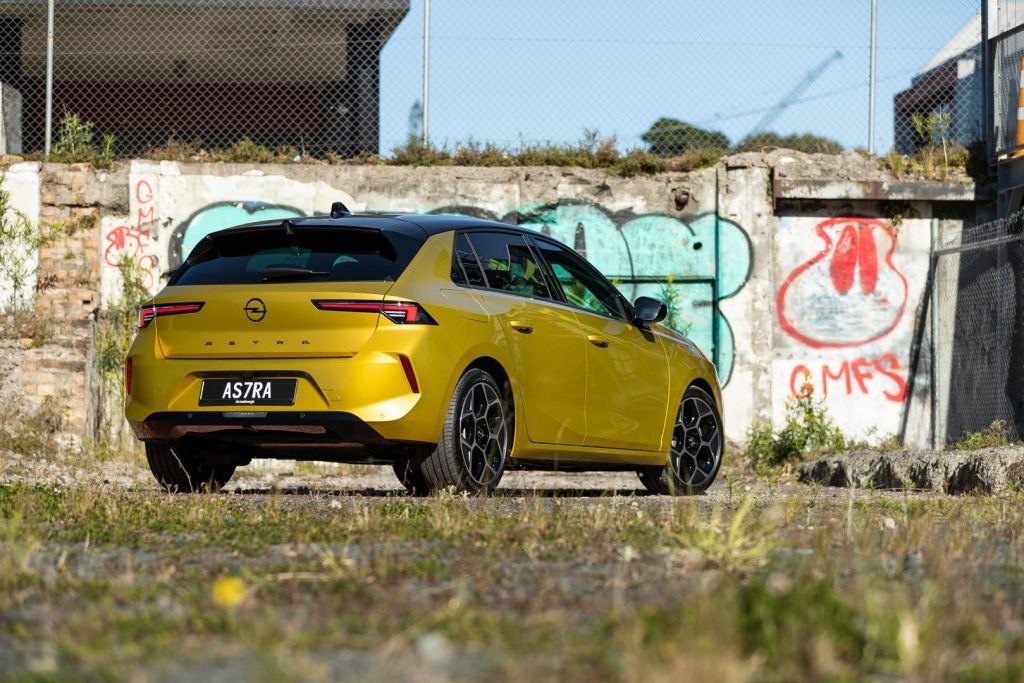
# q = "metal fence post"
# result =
<box><xmin>930</xmin><ymin>218</ymin><xmax>939</xmax><ymax>449</ymax></box>
<box><xmin>44</xmin><ymin>0</ymin><xmax>54</xmax><ymax>159</ymax></box>
<box><xmin>868</xmin><ymin>0</ymin><xmax>877</xmax><ymax>154</ymax></box>
<box><xmin>422</xmin><ymin>0</ymin><xmax>430</xmax><ymax>146</ymax></box>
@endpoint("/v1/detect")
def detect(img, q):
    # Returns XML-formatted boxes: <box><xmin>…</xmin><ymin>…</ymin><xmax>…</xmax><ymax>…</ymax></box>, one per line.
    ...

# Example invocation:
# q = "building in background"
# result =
<box><xmin>985</xmin><ymin>0</ymin><xmax>1024</xmax><ymax>213</ymax></box>
<box><xmin>894</xmin><ymin>13</ymin><xmax>982</xmax><ymax>154</ymax></box>
<box><xmin>0</xmin><ymin>0</ymin><xmax>408</xmax><ymax>155</ymax></box>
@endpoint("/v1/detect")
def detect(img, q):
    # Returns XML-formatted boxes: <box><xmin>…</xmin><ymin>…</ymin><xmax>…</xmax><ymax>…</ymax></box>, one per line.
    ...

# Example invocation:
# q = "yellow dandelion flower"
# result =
<box><xmin>211</xmin><ymin>576</ymin><xmax>247</xmax><ymax>609</ymax></box>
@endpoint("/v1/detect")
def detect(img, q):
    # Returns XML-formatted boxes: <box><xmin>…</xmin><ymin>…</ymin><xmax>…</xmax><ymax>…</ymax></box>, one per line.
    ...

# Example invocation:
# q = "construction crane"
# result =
<box><xmin>746</xmin><ymin>50</ymin><xmax>844</xmax><ymax>137</ymax></box>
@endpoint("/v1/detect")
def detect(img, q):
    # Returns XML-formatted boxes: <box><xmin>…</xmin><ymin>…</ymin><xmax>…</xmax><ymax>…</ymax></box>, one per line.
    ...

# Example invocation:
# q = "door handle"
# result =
<box><xmin>587</xmin><ymin>335</ymin><xmax>609</xmax><ymax>348</ymax></box>
<box><xmin>510</xmin><ymin>321</ymin><xmax>533</xmax><ymax>334</ymax></box>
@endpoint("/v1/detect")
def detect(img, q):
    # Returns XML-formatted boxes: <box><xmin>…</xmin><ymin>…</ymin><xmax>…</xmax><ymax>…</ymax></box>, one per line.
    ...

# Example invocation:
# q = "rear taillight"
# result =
<box><xmin>138</xmin><ymin>302</ymin><xmax>204</xmax><ymax>328</ymax></box>
<box><xmin>125</xmin><ymin>357</ymin><xmax>133</xmax><ymax>395</ymax></box>
<box><xmin>312</xmin><ymin>300</ymin><xmax>438</xmax><ymax>325</ymax></box>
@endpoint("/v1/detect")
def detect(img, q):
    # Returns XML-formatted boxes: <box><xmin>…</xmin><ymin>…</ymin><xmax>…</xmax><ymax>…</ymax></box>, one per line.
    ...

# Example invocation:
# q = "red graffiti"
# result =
<box><xmin>789</xmin><ymin>353</ymin><xmax>907</xmax><ymax>403</ymax></box>
<box><xmin>104</xmin><ymin>224</ymin><xmax>156</xmax><ymax>288</ymax></box>
<box><xmin>134</xmin><ymin>180</ymin><xmax>156</xmax><ymax>232</ymax></box>
<box><xmin>777</xmin><ymin>216</ymin><xmax>908</xmax><ymax>349</ymax></box>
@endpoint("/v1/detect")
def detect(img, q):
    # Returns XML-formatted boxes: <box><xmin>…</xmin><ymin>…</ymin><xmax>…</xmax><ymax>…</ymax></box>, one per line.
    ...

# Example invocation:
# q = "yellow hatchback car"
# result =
<box><xmin>126</xmin><ymin>203</ymin><xmax>724</xmax><ymax>495</ymax></box>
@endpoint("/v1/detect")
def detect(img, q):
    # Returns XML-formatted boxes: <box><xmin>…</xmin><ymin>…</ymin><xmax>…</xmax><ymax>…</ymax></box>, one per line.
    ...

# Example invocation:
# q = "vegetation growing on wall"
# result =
<box><xmin>94</xmin><ymin>255</ymin><xmax>149</xmax><ymax>443</ymax></box>
<box><xmin>49</xmin><ymin>113</ymin><xmax>116</xmax><ymax>169</ymax></box>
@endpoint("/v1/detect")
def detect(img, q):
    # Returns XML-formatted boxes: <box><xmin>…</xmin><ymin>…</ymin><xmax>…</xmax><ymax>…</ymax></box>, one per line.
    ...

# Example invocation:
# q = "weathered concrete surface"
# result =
<box><xmin>799</xmin><ymin>447</ymin><xmax>1024</xmax><ymax>494</ymax></box>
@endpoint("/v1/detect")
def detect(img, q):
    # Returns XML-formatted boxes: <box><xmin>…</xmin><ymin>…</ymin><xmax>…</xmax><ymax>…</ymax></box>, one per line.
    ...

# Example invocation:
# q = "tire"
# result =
<box><xmin>392</xmin><ymin>454</ymin><xmax>431</xmax><ymax>496</ymax></box>
<box><xmin>638</xmin><ymin>384</ymin><xmax>723</xmax><ymax>495</ymax></box>
<box><xmin>146</xmin><ymin>442</ymin><xmax>236</xmax><ymax>493</ymax></box>
<box><xmin>419</xmin><ymin>368</ymin><xmax>511</xmax><ymax>495</ymax></box>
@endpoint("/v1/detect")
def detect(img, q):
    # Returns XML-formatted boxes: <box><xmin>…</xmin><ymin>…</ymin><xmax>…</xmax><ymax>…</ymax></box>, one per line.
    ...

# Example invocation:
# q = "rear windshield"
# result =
<box><xmin>169</xmin><ymin>228</ymin><xmax>401</xmax><ymax>286</ymax></box>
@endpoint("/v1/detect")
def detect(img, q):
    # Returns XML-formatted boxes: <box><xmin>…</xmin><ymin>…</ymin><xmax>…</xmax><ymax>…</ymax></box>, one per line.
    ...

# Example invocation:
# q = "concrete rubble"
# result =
<box><xmin>799</xmin><ymin>447</ymin><xmax>1024</xmax><ymax>495</ymax></box>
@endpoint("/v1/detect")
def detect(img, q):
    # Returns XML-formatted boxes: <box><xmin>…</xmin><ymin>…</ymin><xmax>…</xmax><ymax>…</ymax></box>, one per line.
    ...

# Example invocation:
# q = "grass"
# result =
<box><xmin>2</xmin><ymin>481</ymin><xmax>1024</xmax><ymax>681</ymax></box>
<box><xmin>140</xmin><ymin>133</ymin><xmax>722</xmax><ymax>177</ymax></box>
<box><xmin>952</xmin><ymin>420</ymin><xmax>1013</xmax><ymax>451</ymax></box>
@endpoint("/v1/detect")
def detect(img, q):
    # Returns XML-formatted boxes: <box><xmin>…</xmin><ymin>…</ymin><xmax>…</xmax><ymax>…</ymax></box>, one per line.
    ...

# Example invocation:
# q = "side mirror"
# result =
<box><xmin>632</xmin><ymin>296</ymin><xmax>667</xmax><ymax>325</ymax></box>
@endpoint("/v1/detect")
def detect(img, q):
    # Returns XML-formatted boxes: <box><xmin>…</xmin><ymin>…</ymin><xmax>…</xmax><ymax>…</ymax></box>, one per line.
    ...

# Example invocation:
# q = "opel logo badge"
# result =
<box><xmin>244</xmin><ymin>298</ymin><xmax>267</xmax><ymax>322</ymax></box>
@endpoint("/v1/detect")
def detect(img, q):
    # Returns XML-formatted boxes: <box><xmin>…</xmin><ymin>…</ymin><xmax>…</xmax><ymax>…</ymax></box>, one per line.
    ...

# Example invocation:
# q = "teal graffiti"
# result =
<box><xmin>167</xmin><ymin>199</ymin><xmax>752</xmax><ymax>385</ymax></box>
<box><xmin>169</xmin><ymin>201</ymin><xmax>305</xmax><ymax>269</ymax></box>
<box><xmin>427</xmin><ymin>202</ymin><xmax>751</xmax><ymax>385</ymax></box>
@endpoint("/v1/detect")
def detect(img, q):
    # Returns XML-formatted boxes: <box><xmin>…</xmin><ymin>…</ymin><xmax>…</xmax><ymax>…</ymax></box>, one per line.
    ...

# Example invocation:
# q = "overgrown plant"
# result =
<box><xmin>0</xmin><ymin>178</ymin><xmax>48</xmax><ymax>312</ymax></box>
<box><xmin>49</xmin><ymin>113</ymin><xmax>116</xmax><ymax>168</ymax></box>
<box><xmin>746</xmin><ymin>379</ymin><xmax>846</xmax><ymax>468</ymax></box>
<box><xmin>95</xmin><ymin>255</ymin><xmax>149</xmax><ymax>397</ymax></box>
<box><xmin>951</xmin><ymin>420</ymin><xmax>1012</xmax><ymax>451</ymax></box>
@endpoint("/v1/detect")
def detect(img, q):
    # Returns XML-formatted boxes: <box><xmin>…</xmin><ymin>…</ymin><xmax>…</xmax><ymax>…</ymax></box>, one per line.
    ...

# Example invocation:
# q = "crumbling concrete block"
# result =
<box><xmin>799</xmin><ymin>447</ymin><xmax>1024</xmax><ymax>495</ymax></box>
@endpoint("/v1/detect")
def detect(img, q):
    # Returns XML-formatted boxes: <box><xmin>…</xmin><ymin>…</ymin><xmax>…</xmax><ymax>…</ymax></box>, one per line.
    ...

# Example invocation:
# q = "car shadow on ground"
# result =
<box><xmin>224</xmin><ymin>486</ymin><xmax>653</xmax><ymax>498</ymax></box>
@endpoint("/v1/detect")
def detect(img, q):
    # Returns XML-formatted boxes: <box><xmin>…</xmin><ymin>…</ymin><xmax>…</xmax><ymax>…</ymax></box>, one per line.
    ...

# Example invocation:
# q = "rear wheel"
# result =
<box><xmin>146</xmin><ymin>442</ymin><xmax>236</xmax><ymax>493</ymax></box>
<box><xmin>419</xmin><ymin>368</ymin><xmax>511</xmax><ymax>495</ymax></box>
<box><xmin>638</xmin><ymin>385</ymin><xmax>723</xmax><ymax>495</ymax></box>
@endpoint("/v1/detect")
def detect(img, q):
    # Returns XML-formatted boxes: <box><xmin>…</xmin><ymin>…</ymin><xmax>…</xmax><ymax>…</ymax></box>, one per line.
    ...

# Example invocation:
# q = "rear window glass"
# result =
<box><xmin>170</xmin><ymin>228</ymin><xmax>399</xmax><ymax>285</ymax></box>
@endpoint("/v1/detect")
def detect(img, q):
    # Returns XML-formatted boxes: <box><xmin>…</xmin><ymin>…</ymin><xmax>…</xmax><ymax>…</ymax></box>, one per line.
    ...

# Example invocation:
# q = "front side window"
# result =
<box><xmin>531</xmin><ymin>239</ymin><xmax>629</xmax><ymax>320</ymax></box>
<box><xmin>464</xmin><ymin>232</ymin><xmax>550</xmax><ymax>299</ymax></box>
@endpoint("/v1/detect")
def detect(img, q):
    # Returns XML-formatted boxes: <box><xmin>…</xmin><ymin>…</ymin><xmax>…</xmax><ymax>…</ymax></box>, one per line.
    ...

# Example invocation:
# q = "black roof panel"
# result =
<box><xmin>213</xmin><ymin>212</ymin><xmax>546</xmax><ymax>242</ymax></box>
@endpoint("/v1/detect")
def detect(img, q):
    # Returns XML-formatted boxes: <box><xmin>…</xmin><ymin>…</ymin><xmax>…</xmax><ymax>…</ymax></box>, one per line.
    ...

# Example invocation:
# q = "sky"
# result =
<box><xmin>377</xmin><ymin>0</ymin><xmax>980</xmax><ymax>155</ymax></box>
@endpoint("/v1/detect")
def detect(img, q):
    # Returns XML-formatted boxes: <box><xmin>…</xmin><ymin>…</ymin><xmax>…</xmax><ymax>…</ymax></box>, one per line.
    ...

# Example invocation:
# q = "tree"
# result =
<box><xmin>733</xmin><ymin>132</ymin><xmax>842</xmax><ymax>154</ymax></box>
<box><xmin>641</xmin><ymin>117</ymin><xmax>730</xmax><ymax>156</ymax></box>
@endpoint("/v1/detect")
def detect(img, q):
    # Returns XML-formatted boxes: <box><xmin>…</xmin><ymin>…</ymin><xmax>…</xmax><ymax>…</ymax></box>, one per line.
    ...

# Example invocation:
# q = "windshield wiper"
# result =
<box><xmin>259</xmin><ymin>266</ymin><xmax>329</xmax><ymax>281</ymax></box>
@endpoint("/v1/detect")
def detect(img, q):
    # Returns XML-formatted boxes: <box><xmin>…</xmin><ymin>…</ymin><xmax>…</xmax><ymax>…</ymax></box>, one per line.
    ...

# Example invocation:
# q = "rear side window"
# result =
<box><xmin>465</xmin><ymin>232</ymin><xmax>550</xmax><ymax>299</ymax></box>
<box><xmin>170</xmin><ymin>228</ymin><xmax>400</xmax><ymax>285</ymax></box>
<box><xmin>452</xmin><ymin>233</ymin><xmax>486</xmax><ymax>286</ymax></box>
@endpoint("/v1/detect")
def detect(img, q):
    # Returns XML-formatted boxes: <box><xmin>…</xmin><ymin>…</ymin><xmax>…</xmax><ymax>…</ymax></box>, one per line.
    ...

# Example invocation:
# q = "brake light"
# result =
<box><xmin>311</xmin><ymin>300</ymin><xmax>437</xmax><ymax>325</ymax></box>
<box><xmin>138</xmin><ymin>302</ymin><xmax>204</xmax><ymax>328</ymax></box>
<box><xmin>125</xmin><ymin>357</ymin><xmax>133</xmax><ymax>395</ymax></box>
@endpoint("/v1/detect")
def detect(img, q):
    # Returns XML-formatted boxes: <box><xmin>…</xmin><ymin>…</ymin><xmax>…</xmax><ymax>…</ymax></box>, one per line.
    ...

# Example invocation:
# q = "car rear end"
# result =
<box><xmin>125</xmin><ymin>217</ymin><xmax>450</xmax><ymax>463</ymax></box>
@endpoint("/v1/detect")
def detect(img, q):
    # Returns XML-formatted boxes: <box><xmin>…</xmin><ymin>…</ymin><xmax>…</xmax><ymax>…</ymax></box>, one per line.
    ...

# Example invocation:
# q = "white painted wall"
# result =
<box><xmin>0</xmin><ymin>162</ymin><xmax>41</xmax><ymax>309</ymax></box>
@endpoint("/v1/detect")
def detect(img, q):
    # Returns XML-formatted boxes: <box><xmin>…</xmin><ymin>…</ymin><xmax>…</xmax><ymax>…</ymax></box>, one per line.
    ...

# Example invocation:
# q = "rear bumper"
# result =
<box><xmin>132</xmin><ymin>410</ymin><xmax>402</xmax><ymax>444</ymax></box>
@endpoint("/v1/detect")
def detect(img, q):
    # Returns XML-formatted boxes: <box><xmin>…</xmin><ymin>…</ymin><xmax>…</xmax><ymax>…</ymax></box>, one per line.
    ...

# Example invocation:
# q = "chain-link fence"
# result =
<box><xmin>931</xmin><ymin>209</ymin><xmax>1024</xmax><ymax>446</ymax></box>
<box><xmin>0</xmin><ymin>0</ymin><xmax>983</xmax><ymax>159</ymax></box>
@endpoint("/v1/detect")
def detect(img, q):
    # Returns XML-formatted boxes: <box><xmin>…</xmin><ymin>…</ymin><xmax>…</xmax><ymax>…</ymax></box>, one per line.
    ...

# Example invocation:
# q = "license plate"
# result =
<box><xmin>199</xmin><ymin>378</ymin><xmax>297</xmax><ymax>406</ymax></box>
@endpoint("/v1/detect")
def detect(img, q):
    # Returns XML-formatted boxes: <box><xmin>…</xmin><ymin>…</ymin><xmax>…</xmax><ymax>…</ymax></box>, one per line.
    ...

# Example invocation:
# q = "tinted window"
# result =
<box><xmin>453</xmin><ymin>233</ymin><xmax>485</xmax><ymax>286</ymax></box>
<box><xmin>466</xmin><ymin>232</ymin><xmax>550</xmax><ymax>299</ymax></box>
<box><xmin>532</xmin><ymin>240</ymin><xmax>629</xmax><ymax>320</ymax></box>
<box><xmin>170</xmin><ymin>228</ymin><xmax>399</xmax><ymax>285</ymax></box>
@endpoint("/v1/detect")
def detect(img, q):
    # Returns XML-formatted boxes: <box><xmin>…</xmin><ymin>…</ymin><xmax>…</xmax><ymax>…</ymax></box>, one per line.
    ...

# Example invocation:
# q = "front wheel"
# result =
<box><xmin>146</xmin><ymin>442</ymin><xmax>235</xmax><ymax>493</ymax></box>
<box><xmin>418</xmin><ymin>368</ymin><xmax>511</xmax><ymax>495</ymax></box>
<box><xmin>638</xmin><ymin>385</ymin><xmax>723</xmax><ymax>495</ymax></box>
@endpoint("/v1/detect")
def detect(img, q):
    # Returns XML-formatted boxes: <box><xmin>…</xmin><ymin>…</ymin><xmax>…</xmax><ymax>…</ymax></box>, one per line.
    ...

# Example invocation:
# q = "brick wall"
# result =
<box><xmin>19</xmin><ymin>163</ymin><xmax>126</xmax><ymax>436</ymax></box>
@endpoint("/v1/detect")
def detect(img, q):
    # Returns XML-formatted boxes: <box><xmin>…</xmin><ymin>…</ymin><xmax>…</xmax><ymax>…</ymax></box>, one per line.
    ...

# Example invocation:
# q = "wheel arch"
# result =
<box><xmin>687</xmin><ymin>377</ymin><xmax>718</xmax><ymax>406</ymax></box>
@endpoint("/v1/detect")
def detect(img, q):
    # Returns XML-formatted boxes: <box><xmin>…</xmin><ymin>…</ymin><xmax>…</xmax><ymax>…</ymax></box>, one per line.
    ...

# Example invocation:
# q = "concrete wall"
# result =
<box><xmin>0</xmin><ymin>161</ymin><xmax>40</xmax><ymax>305</ymax></box>
<box><xmin>0</xmin><ymin>153</ymin><xmax>988</xmax><ymax>446</ymax></box>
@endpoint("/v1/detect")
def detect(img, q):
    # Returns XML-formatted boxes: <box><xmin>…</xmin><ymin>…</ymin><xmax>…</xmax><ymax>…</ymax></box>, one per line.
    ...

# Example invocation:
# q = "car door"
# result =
<box><xmin>530</xmin><ymin>238</ymin><xmax>670</xmax><ymax>452</ymax></box>
<box><xmin>457</xmin><ymin>231</ymin><xmax>588</xmax><ymax>446</ymax></box>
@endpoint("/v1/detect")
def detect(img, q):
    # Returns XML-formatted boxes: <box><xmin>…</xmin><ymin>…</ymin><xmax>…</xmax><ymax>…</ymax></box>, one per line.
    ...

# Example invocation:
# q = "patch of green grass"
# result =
<box><xmin>952</xmin><ymin>420</ymin><xmax>1013</xmax><ymax>451</ymax></box>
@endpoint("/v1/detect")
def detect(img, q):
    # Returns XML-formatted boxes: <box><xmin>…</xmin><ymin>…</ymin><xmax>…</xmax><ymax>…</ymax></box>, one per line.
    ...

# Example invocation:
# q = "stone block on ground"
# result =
<box><xmin>799</xmin><ymin>447</ymin><xmax>1024</xmax><ymax>495</ymax></box>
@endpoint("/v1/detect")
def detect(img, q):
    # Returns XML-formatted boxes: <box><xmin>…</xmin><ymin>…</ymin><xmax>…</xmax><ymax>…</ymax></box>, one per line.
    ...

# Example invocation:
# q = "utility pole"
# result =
<box><xmin>44</xmin><ymin>0</ymin><xmax>55</xmax><ymax>158</ymax></box>
<box><xmin>868</xmin><ymin>0</ymin><xmax>878</xmax><ymax>154</ymax></box>
<box><xmin>422</xmin><ymin>0</ymin><xmax>430</xmax><ymax>146</ymax></box>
